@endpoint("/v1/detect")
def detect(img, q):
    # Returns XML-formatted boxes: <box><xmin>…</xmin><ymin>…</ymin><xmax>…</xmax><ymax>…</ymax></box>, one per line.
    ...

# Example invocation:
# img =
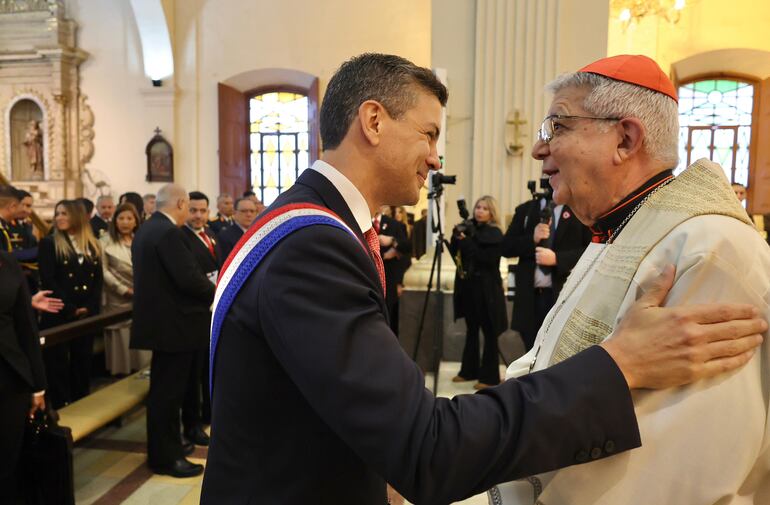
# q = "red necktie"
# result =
<box><xmin>364</xmin><ymin>228</ymin><xmax>386</xmax><ymax>295</ymax></box>
<box><xmin>198</xmin><ymin>230</ymin><xmax>215</xmax><ymax>257</ymax></box>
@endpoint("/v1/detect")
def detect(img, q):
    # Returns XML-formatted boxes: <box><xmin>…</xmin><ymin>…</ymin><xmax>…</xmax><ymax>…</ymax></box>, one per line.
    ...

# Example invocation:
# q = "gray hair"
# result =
<box><xmin>546</xmin><ymin>72</ymin><xmax>679</xmax><ymax>166</ymax></box>
<box><xmin>156</xmin><ymin>183</ymin><xmax>187</xmax><ymax>210</ymax></box>
<box><xmin>96</xmin><ymin>194</ymin><xmax>113</xmax><ymax>205</ymax></box>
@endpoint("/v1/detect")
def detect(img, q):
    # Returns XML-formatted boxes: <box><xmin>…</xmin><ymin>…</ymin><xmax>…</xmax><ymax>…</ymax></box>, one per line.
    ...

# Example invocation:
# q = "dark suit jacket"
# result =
<box><xmin>216</xmin><ymin>224</ymin><xmax>244</xmax><ymax>265</ymax></box>
<box><xmin>379</xmin><ymin>215</ymin><xmax>411</xmax><ymax>308</ymax></box>
<box><xmin>201</xmin><ymin>169</ymin><xmax>640</xmax><ymax>505</ymax></box>
<box><xmin>0</xmin><ymin>252</ymin><xmax>46</xmax><ymax>392</ymax></box>
<box><xmin>502</xmin><ymin>200</ymin><xmax>591</xmax><ymax>336</ymax></box>
<box><xmin>208</xmin><ymin>214</ymin><xmax>233</xmax><ymax>235</ymax></box>
<box><xmin>180</xmin><ymin>226</ymin><xmax>220</xmax><ymax>344</ymax></box>
<box><xmin>38</xmin><ymin>235</ymin><xmax>103</xmax><ymax>329</ymax></box>
<box><xmin>90</xmin><ymin>215</ymin><xmax>109</xmax><ymax>239</ymax></box>
<box><xmin>450</xmin><ymin>222</ymin><xmax>508</xmax><ymax>335</ymax></box>
<box><xmin>130</xmin><ymin>213</ymin><xmax>216</xmax><ymax>352</ymax></box>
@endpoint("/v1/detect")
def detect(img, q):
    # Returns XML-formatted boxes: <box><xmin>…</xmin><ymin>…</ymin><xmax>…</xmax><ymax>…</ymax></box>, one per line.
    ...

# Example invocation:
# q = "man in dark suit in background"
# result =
<box><xmin>180</xmin><ymin>191</ymin><xmax>220</xmax><ymax>435</ymax></box>
<box><xmin>90</xmin><ymin>195</ymin><xmax>114</xmax><ymax>239</ymax></box>
<box><xmin>130</xmin><ymin>184</ymin><xmax>216</xmax><ymax>478</ymax></box>
<box><xmin>200</xmin><ymin>53</ymin><xmax>765</xmax><ymax>505</ymax></box>
<box><xmin>375</xmin><ymin>206</ymin><xmax>411</xmax><ymax>334</ymax></box>
<box><xmin>502</xmin><ymin>196</ymin><xmax>591</xmax><ymax>350</ymax></box>
<box><xmin>217</xmin><ymin>197</ymin><xmax>257</xmax><ymax>262</ymax></box>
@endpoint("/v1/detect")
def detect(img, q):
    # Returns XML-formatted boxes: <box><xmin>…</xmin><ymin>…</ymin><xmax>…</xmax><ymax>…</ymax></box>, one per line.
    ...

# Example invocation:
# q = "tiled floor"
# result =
<box><xmin>72</xmin><ymin>361</ymin><xmax>507</xmax><ymax>505</ymax></box>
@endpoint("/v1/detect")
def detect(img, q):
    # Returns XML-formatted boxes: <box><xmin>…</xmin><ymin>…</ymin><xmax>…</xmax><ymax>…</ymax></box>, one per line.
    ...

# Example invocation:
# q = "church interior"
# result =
<box><xmin>1</xmin><ymin>0</ymin><xmax>770</xmax><ymax>504</ymax></box>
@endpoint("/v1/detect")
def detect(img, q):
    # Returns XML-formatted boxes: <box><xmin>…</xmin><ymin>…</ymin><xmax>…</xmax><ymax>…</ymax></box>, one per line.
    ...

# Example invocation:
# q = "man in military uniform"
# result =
<box><xmin>9</xmin><ymin>189</ymin><xmax>39</xmax><ymax>293</ymax></box>
<box><xmin>208</xmin><ymin>193</ymin><xmax>234</xmax><ymax>235</ymax></box>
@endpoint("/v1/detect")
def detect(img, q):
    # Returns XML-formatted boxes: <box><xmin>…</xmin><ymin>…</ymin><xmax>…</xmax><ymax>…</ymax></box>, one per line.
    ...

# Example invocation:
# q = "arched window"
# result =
<box><xmin>248</xmin><ymin>90</ymin><xmax>310</xmax><ymax>206</ymax></box>
<box><xmin>676</xmin><ymin>78</ymin><xmax>756</xmax><ymax>187</ymax></box>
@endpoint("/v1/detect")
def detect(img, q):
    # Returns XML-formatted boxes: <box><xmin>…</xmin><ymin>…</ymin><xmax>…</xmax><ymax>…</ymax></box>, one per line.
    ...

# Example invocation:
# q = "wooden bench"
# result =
<box><xmin>57</xmin><ymin>368</ymin><xmax>150</xmax><ymax>442</ymax></box>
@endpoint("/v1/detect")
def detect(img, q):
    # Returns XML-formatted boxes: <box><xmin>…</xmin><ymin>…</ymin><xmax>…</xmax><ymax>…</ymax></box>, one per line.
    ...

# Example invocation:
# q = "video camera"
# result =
<box><xmin>527</xmin><ymin>177</ymin><xmax>553</xmax><ymax>201</ymax></box>
<box><xmin>453</xmin><ymin>198</ymin><xmax>475</xmax><ymax>238</ymax></box>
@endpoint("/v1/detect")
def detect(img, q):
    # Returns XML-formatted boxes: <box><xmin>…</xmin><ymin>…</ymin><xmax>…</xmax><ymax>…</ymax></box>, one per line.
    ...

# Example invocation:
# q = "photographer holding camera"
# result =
<box><xmin>502</xmin><ymin>180</ymin><xmax>591</xmax><ymax>351</ymax></box>
<box><xmin>449</xmin><ymin>196</ymin><xmax>508</xmax><ymax>389</ymax></box>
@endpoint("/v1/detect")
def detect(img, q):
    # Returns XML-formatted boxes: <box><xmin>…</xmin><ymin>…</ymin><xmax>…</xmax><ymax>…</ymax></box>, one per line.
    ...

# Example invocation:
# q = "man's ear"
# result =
<box><xmin>357</xmin><ymin>100</ymin><xmax>386</xmax><ymax>147</ymax></box>
<box><xmin>614</xmin><ymin>117</ymin><xmax>645</xmax><ymax>164</ymax></box>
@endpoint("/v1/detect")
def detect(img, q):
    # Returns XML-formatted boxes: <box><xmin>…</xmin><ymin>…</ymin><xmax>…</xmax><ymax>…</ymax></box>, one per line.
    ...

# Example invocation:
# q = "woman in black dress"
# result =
<box><xmin>39</xmin><ymin>199</ymin><xmax>103</xmax><ymax>408</ymax></box>
<box><xmin>450</xmin><ymin>195</ymin><xmax>509</xmax><ymax>389</ymax></box>
<box><xmin>0</xmin><ymin>250</ymin><xmax>63</xmax><ymax>502</ymax></box>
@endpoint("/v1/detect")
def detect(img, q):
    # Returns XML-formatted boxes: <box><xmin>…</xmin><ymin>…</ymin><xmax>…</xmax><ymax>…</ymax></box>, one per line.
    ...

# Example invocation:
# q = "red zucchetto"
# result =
<box><xmin>579</xmin><ymin>54</ymin><xmax>678</xmax><ymax>103</ymax></box>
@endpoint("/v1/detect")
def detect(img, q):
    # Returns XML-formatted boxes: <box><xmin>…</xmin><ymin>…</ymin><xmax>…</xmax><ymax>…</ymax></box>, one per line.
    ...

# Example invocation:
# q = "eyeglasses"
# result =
<box><xmin>537</xmin><ymin>114</ymin><xmax>622</xmax><ymax>144</ymax></box>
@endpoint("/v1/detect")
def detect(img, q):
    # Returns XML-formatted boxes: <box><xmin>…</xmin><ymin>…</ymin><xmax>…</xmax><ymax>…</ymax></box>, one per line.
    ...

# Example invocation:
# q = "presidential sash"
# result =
<box><xmin>209</xmin><ymin>203</ymin><xmax>366</xmax><ymax>394</ymax></box>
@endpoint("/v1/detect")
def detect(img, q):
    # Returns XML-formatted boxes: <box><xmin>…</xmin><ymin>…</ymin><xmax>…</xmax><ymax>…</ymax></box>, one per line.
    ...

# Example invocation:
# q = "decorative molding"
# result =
<box><xmin>78</xmin><ymin>94</ymin><xmax>94</xmax><ymax>165</ymax></box>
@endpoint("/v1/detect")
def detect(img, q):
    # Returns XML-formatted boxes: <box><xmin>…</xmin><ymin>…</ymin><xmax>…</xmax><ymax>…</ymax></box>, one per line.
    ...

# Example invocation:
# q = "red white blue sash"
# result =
<box><xmin>209</xmin><ymin>203</ymin><xmax>365</xmax><ymax>394</ymax></box>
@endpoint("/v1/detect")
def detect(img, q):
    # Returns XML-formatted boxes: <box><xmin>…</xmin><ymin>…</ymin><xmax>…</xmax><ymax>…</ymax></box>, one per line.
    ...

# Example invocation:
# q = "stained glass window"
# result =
<box><xmin>677</xmin><ymin>79</ymin><xmax>754</xmax><ymax>187</ymax></box>
<box><xmin>249</xmin><ymin>91</ymin><xmax>310</xmax><ymax>205</ymax></box>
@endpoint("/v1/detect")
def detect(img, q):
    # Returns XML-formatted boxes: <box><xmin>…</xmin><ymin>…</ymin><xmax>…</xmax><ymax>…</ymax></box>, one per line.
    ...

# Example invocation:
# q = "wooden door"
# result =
<box><xmin>218</xmin><ymin>83</ymin><xmax>249</xmax><ymax>198</ymax></box>
<box><xmin>749</xmin><ymin>77</ymin><xmax>770</xmax><ymax>215</ymax></box>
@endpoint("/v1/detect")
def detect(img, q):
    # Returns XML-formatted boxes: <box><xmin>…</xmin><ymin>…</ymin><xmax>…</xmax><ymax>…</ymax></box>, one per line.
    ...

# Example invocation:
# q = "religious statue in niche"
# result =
<box><xmin>23</xmin><ymin>120</ymin><xmax>44</xmax><ymax>174</ymax></box>
<box><xmin>10</xmin><ymin>99</ymin><xmax>45</xmax><ymax>181</ymax></box>
<box><xmin>145</xmin><ymin>127</ymin><xmax>173</xmax><ymax>182</ymax></box>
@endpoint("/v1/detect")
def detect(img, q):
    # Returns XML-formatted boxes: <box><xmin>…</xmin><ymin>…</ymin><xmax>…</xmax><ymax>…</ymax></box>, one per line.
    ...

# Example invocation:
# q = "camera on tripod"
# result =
<box><xmin>429</xmin><ymin>170</ymin><xmax>457</xmax><ymax>199</ymax></box>
<box><xmin>453</xmin><ymin>198</ymin><xmax>475</xmax><ymax>238</ymax></box>
<box><xmin>527</xmin><ymin>177</ymin><xmax>553</xmax><ymax>201</ymax></box>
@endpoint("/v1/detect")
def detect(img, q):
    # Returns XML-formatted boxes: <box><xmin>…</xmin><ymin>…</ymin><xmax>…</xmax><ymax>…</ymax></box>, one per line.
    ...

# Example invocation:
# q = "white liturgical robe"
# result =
<box><xmin>492</xmin><ymin>160</ymin><xmax>770</xmax><ymax>505</ymax></box>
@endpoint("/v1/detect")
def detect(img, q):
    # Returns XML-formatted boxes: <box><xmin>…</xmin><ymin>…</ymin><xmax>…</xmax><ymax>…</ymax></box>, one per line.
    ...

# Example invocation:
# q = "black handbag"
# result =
<box><xmin>20</xmin><ymin>408</ymin><xmax>75</xmax><ymax>505</ymax></box>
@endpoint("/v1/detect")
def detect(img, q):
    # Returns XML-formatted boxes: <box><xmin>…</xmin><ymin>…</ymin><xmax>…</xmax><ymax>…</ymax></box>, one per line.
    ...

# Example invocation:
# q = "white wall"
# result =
<box><xmin>68</xmin><ymin>0</ymin><xmax>173</xmax><ymax>200</ymax></box>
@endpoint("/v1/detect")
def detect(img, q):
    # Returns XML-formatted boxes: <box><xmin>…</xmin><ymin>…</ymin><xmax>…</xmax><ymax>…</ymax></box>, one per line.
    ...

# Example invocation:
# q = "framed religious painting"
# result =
<box><xmin>145</xmin><ymin>128</ymin><xmax>173</xmax><ymax>182</ymax></box>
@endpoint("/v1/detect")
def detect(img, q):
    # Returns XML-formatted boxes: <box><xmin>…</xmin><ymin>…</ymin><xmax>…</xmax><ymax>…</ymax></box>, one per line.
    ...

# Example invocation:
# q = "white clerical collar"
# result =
<box><xmin>309</xmin><ymin>159</ymin><xmax>372</xmax><ymax>234</ymax></box>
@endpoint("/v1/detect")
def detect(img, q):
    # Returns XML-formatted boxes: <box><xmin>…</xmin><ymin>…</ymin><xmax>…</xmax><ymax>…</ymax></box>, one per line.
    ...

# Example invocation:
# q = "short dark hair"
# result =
<box><xmin>243</xmin><ymin>190</ymin><xmax>256</xmax><ymax>198</ymax></box>
<box><xmin>189</xmin><ymin>191</ymin><xmax>209</xmax><ymax>205</ymax></box>
<box><xmin>320</xmin><ymin>53</ymin><xmax>448</xmax><ymax>151</ymax></box>
<box><xmin>77</xmin><ymin>197</ymin><xmax>94</xmax><ymax>215</ymax></box>
<box><xmin>14</xmin><ymin>188</ymin><xmax>31</xmax><ymax>200</ymax></box>
<box><xmin>0</xmin><ymin>185</ymin><xmax>20</xmax><ymax>207</ymax></box>
<box><xmin>233</xmin><ymin>197</ymin><xmax>255</xmax><ymax>211</ymax></box>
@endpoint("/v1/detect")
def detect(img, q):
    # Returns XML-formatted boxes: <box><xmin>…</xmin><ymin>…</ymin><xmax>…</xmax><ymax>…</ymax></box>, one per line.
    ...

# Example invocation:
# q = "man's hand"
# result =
<box><xmin>387</xmin><ymin>484</ymin><xmax>405</xmax><ymax>505</ymax></box>
<box><xmin>382</xmin><ymin>249</ymin><xmax>398</xmax><ymax>260</ymax></box>
<box><xmin>29</xmin><ymin>394</ymin><xmax>45</xmax><ymax>419</ymax></box>
<box><xmin>31</xmin><ymin>290</ymin><xmax>64</xmax><ymax>314</ymax></box>
<box><xmin>535</xmin><ymin>247</ymin><xmax>557</xmax><ymax>266</ymax></box>
<box><xmin>602</xmin><ymin>264</ymin><xmax>766</xmax><ymax>389</ymax></box>
<box><xmin>379</xmin><ymin>235</ymin><xmax>395</xmax><ymax>247</ymax></box>
<box><xmin>75</xmin><ymin>307</ymin><xmax>89</xmax><ymax>318</ymax></box>
<box><xmin>533</xmin><ymin>222</ymin><xmax>550</xmax><ymax>244</ymax></box>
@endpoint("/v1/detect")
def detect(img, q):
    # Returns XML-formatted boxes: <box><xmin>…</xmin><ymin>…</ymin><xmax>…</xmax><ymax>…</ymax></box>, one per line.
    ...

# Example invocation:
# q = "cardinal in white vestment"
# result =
<box><xmin>491</xmin><ymin>55</ymin><xmax>770</xmax><ymax>505</ymax></box>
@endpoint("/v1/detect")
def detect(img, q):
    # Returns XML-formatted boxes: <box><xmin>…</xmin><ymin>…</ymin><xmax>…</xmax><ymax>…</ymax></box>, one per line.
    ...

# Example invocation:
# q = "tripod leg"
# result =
<box><xmin>411</xmin><ymin>244</ymin><xmax>440</xmax><ymax>361</ymax></box>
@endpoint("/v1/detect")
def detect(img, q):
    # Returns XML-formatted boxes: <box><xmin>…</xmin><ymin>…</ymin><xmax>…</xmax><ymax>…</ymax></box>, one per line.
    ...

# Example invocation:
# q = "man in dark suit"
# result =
<box><xmin>180</xmin><ymin>191</ymin><xmax>220</xmax><ymax>435</ymax></box>
<box><xmin>89</xmin><ymin>195</ymin><xmax>114</xmax><ymax>239</ymax></box>
<box><xmin>375</xmin><ymin>206</ymin><xmax>411</xmax><ymax>334</ymax></box>
<box><xmin>130</xmin><ymin>184</ymin><xmax>216</xmax><ymax>478</ymax></box>
<box><xmin>502</xmin><ymin>197</ymin><xmax>591</xmax><ymax>350</ymax></box>
<box><xmin>216</xmin><ymin>197</ymin><xmax>257</xmax><ymax>262</ymax></box>
<box><xmin>200</xmin><ymin>53</ymin><xmax>765</xmax><ymax>505</ymax></box>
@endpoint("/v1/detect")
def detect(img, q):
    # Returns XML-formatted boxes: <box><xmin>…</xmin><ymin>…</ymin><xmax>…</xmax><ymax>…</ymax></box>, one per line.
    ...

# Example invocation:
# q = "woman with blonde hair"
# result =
<box><xmin>101</xmin><ymin>203</ymin><xmax>149</xmax><ymax>375</ymax></box>
<box><xmin>449</xmin><ymin>195</ymin><xmax>508</xmax><ymax>389</ymax></box>
<box><xmin>39</xmin><ymin>199</ymin><xmax>103</xmax><ymax>408</ymax></box>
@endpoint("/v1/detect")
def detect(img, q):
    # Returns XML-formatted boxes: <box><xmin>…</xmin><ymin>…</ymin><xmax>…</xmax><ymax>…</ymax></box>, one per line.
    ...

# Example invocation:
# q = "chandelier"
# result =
<box><xmin>611</xmin><ymin>0</ymin><xmax>688</xmax><ymax>29</ymax></box>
